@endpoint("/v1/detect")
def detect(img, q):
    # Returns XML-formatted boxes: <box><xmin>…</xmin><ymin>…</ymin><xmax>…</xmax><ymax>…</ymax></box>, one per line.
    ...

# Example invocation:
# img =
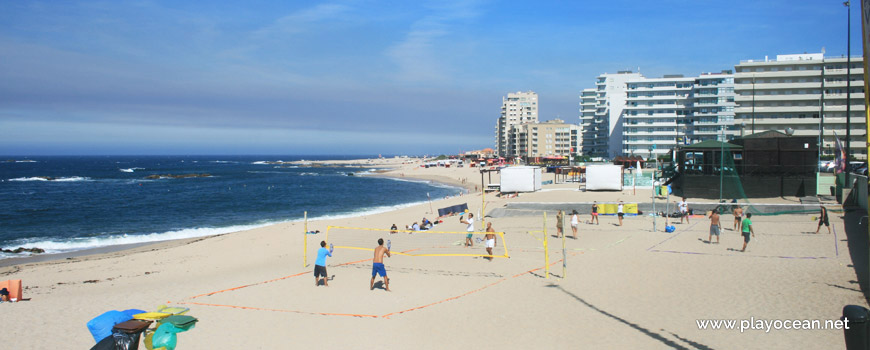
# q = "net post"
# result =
<box><xmin>561</xmin><ymin>213</ymin><xmax>567</xmax><ymax>279</ymax></box>
<box><xmin>499</xmin><ymin>231</ymin><xmax>510</xmax><ymax>258</ymax></box>
<box><xmin>303</xmin><ymin>211</ymin><xmax>308</xmax><ymax>268</ymax></box>
<box><xmin>544</xmin><ymin>212</ymin><xmax>549</xmax><ymax>279</ymax></box>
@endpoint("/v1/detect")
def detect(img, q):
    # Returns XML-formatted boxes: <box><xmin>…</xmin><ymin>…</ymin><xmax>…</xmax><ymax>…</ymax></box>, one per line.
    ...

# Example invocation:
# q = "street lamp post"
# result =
<box><xmin>845</xmin><ymin>0</ymin><xmax>852</xmax><ymax>184</ymax></box>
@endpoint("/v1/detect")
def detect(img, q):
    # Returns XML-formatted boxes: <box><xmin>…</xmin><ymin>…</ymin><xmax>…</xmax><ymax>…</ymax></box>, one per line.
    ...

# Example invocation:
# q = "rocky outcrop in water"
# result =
<box><xmin>1</xmin><ymin>247</ymin><xmax>45</xmax><ymax>254</ymax></box>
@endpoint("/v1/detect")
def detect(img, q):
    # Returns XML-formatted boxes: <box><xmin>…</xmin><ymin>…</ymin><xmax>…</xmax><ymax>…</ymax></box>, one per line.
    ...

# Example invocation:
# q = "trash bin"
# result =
<box><xmin>843</xmin><ymin>305</ymin><xmax>869</xmax><ymax>350</ymax></box>
<box><xmin>112</xmin><ymin>319</ymin><xmax>152</xmax><ymax>350</ymax></box>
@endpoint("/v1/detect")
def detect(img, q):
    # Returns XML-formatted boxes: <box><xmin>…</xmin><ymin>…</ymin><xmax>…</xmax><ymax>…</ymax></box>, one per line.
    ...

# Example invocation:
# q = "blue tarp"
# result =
<box><xmin>86</xmin><ymin>309</ymin><xmax>146</xmax><ymax>343</ymax></box>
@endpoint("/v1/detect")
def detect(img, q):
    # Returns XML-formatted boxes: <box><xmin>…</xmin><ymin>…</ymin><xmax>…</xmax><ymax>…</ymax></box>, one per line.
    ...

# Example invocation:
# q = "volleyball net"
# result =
<box><xmin>323</xmin><ymin>226</ymin><xmax>509</xmax><ymax>258</ymax></box>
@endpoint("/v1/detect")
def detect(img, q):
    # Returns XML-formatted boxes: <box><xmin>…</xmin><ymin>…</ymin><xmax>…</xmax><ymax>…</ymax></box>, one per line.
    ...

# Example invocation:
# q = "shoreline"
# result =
<box><xmin>0</xmin><ymin>161</ymin><xmax>469</xmax><ymax>267</ymax></box>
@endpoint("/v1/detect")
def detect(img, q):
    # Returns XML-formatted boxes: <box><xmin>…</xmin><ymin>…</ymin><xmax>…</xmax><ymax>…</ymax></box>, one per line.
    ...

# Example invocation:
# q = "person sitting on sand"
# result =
<box><xmin>0</xmin><ymin>288</ymin><xmax>9</xmax><ymax>302</ymax></box>
<box><xmin>314</xmin><ymin>241</ymin><xmax>333</xmax><ymax>286</ymax></box>
<box><xmin>390</xmin><ymin>224</ymin><xmax>398</xmax><ymax>234</ymax></box>
<box><xmin>371</xmin><ymin>238</ymin><xmax>391</xmax><ymax>291</ymax></box>
<box><xmin>461</xmin><ymin>213</ymin><xmax>475</xmax><ymax>247</ymax></box>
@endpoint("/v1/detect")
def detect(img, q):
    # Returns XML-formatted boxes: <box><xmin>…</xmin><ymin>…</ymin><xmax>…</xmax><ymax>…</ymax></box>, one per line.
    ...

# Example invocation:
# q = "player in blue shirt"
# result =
<box><xmin>314</xmin><ymin>241</ymin><xmax>333</xmax><ymax>286</ymax></box>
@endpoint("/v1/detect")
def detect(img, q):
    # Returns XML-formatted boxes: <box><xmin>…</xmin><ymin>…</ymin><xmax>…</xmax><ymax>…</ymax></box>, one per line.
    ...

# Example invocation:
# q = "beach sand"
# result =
<box><xmin>0</xmin><ymin>159</ymin><xmax>865</xmax><ymax>349</ymax></box>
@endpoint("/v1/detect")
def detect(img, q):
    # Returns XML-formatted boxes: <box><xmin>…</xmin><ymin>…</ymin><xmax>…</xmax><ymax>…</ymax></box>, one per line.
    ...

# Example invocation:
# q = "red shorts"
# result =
<box><xmin>592</xmin><ymin>213</ymin><xmax>598</xmax><ymax>216</ymax></box>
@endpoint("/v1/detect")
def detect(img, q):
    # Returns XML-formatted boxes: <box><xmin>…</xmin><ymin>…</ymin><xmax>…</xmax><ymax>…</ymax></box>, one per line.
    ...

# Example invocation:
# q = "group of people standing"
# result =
<box><xmin>555</xmin><ymin>200</ymin><xmax>626</xmax><ymax>238</ymax></box>
<box><xmin>706</xmin><ymin>206</ymin><xmax>754</xmax><ymax>252</ymax></box>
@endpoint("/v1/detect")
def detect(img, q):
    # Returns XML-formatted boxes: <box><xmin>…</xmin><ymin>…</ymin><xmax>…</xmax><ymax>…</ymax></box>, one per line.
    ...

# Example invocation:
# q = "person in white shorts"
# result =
<box><xmin>484</xmin><ymin>222</ymin><xmax>497</xmax><ymax>261</ymax></box>
<box><xmin>570</xmin><ymin>210</ymin><xmax>579</xmax><ymax>239</ymax></box>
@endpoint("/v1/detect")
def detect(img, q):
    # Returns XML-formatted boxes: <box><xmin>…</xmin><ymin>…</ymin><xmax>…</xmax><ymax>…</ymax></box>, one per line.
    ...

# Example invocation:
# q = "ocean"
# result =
<box><xmin>0</xmin><ymin>156</ymin><xmax>460</xmax><ymax>260</ymax></box>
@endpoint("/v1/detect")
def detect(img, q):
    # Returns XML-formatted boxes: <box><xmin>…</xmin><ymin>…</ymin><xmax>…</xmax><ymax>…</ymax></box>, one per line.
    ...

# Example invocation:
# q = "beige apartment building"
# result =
<box><xmin>734</xmin><ymin>53</ymin><xmax>866</xmax><ymax>159</ymax></box>
<box><xmin>509</xmin><ymin>119</ymin><xmax>579</xmax><ymax>159</ymax></box>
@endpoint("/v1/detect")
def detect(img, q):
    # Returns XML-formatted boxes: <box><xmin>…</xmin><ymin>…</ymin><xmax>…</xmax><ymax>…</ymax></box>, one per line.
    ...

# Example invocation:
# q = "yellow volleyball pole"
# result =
<box><xmin>543</xmin><ymin>212</ymin><xmax>549</xmax><ymax>279</ymax></box>
<box><xmin>303</xmin><ymin>211</ymin><xmax>308</xmax><ymax>268</ymax></box>
<box><xmin>562</xmin><ymin>213</ymin><xmax>567</xmax><ymax>279</ymax></box>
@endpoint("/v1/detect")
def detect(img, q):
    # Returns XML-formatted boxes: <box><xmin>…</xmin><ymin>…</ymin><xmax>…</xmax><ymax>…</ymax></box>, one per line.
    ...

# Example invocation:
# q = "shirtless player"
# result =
<box><xmin>484</xmin><ymin>222</ymin><xmax>497</xmax><ymax>261</ymax></box>
<box><xmin>370</xmin><ymin>238</ymin><xmax>391</xmax><ymax>291</ymax></box>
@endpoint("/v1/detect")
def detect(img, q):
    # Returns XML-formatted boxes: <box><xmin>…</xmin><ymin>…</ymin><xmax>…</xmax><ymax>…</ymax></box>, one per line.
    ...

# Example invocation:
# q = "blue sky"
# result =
<box><xmin>0</xmin><ymin>0</ymin><xmax>863</xmax><ymax>155</ymax></box>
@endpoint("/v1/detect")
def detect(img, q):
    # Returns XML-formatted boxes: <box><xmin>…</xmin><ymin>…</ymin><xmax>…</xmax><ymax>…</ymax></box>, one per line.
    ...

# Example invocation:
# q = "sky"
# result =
<box><xmin>0</xmin><ymin>0</ymin><xmax>864</xmax><ymax>155</ymax></box>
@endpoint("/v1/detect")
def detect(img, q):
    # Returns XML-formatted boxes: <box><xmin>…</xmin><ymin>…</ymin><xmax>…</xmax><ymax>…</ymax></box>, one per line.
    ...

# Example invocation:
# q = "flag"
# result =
<box><xmin>636</xmin><ymin>161</ymin><xmax>643</xmax><ymax>176</ymax></box>
<box><xmin>833</xmin><ymin>131</ymin><xmax>847</xmax><ymax>174</ymax></box>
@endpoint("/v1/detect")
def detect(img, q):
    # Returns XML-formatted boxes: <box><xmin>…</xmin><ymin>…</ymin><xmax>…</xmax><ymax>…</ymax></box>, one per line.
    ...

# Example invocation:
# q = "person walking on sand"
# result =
<box><xmin>732</xmin><ymin>205</ymin><xmax>743</xmax><ymax>231</ymax></box>
<box><xmin>314</xmin><ymin>241</ymin><xmax>333</xmax><ymax>286</ymax></box>
<box><xmin>708</xmin><ymin>209</ymin><xmax>721</xmax><ymax>244</ymax></box>
<box><xmin>679</xmin><ymin>198</ymin><xmax>689</xmax><ymax>224</ymax></box>
<box><xmin>484</xmin><ymin>222</ymin><xmax>497</xmax><ymax>261</ymax></box>
<box><xmin>617</xmin><ymin>201</ymin><xmax>625</xmax><ymax>226</ymax></box>
<box><xmin>570</xmin><ymin>210</ymin><xmax>579</xmax><ymax>239</ymax></box>
<box><xmin>590</xmin><ymin>201</ymin><xmax>600</xmax><ymax>225</ymax></box>
<box><xmin>371</xmin><ymin>238</ymin><xmax>391</xmax><ymax>291</ymax></box>
<box><xmin>461</xmin><ymin>213</ymin><xmax>475</xmax><ymax>247</ymax></box>
<box><xmin>815</xmin><ymin>206</ymin><xmax>831</xmax><ymax>234</ymax></box>
<box><xmin>556</xmin><ymin>210</ymin><xmax>564</xmax><ymax>238</ymax></box>
<box><xmin>740</xmin><ymin>213</ymin><xmax>755</xmax><ymax>252</ymax></box>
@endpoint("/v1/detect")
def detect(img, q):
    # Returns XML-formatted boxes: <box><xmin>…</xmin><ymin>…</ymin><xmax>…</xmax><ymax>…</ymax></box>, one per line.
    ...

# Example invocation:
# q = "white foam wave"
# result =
<box><xmin>9</xmin><ymin>176</ymin><xmax>91</xmax><ymax>182</ymax></box>
<box><xmin>5</xmin><ymin>223</ymin><xmax>277</xmax><ymax>255</ymax></box>
<box><xmin>120</xmin><ymin>168</ymin><xmax>134</xmax><ymax>173</ymax></box>
<box><xmin>210</xmin><ymin>161</ymin><xmax>239</xmax><ymax>164</ymax></box>
<box><xmin>16</xmin><ymin>160</ymin><xmax>37</xmax><ymax>163</ymax></box>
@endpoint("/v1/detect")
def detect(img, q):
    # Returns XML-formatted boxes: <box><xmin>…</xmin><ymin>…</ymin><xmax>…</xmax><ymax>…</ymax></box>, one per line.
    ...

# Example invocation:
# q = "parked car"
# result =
<box><xmin>819</xmin><ymin>161</ymin><xmax>835</xmax><ymax>173</ymax></box>
<box><xmin>849</xmin><ymin>162</ymin><xmax>866</xmax><ymax>175</ymax></box>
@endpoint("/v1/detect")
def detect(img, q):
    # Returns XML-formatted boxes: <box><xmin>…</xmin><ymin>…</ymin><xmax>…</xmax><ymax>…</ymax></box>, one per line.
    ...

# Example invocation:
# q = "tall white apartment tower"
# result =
<box><xmin>578</xmin><ymin>88</ymin><xmax>598</xmax><ymax>155</ymax></box>
<box><xmin>622</xmin><ymin>75</ymin><xmax>694</xmax><ymax>158</ymax></box>
<box><xmin>579</xmin><ymin>71</ymin><xmax>644</xmax><ymax>158</ymax></box>
<box><xmin>688</xmin><ymin>71</ymin><xmax>737</xmax><ymax>143</ymax></box>
<box><xmin>734</xmin><ymin>53</ymin><xmax>866</xmax><ymax>159</ymax></box>
<box><xmin>495</xmin><ymin>91</ymin><xmax>538</xmax><ymax>157</ymax></box>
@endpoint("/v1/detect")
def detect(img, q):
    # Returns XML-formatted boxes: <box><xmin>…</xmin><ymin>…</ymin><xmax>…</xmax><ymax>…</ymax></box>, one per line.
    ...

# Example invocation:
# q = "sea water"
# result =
<box><xmin>0</xmin><ymin>156</ymin><xmax>460</xmax><ymax>259</ymax></box>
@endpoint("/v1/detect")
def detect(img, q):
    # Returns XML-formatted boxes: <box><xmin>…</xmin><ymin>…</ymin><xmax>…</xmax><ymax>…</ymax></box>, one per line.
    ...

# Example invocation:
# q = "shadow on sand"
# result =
<box><xmin>546</xmin><ymin>284</ymin><xmax>715</xmax><ymax>350</ymax></box>
<box><xmin>843</xmin><ymin>210</ymin><xmax>869</xmax><ymax>304</ymax></box>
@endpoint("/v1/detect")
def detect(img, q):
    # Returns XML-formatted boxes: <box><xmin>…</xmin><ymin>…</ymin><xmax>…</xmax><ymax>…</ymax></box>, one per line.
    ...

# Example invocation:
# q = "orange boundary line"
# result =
<box><xmin>178</xmin><ymin>249</ymin><xmax>575</xmax><ymax>319</ymax></box>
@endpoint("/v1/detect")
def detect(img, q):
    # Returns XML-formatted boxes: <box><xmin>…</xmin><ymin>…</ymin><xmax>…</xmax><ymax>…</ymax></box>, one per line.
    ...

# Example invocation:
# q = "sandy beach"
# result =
<box><xmin>0</xmin><ymin>159</ymin><xmax>865</xmax><ymax>349</ymax></box>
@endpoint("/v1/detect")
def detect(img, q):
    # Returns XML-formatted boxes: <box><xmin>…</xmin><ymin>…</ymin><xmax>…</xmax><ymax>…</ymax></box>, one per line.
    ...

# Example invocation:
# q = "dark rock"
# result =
<box><xmin>2</xmin><ymin>247</ymin><xmax>45</xmax><ymax>254</ymax></box>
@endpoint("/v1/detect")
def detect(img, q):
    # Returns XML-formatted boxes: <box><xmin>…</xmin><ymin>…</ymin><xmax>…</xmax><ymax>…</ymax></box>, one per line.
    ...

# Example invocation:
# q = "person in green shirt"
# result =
<box><xmin>740</xmin><ymin>213</ymin><xmax>754</xmax><ymax>252</ymax></box>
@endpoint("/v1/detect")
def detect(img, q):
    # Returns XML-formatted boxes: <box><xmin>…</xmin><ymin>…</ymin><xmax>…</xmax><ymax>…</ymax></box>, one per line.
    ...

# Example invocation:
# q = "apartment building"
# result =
<box><xmin>688</xmin><ymin>72</ymin><xmax>737</xmax><ymax>143</ymax></box>
<box><xmin>578</xmin><ymin>88</ymin><xmax>597</xmax><ymax>155</ymax></box>
<box><xmin>510</xmin><ymin>119</ymin><xmax>579</xmax><ymax>159</ymax></box>
<box><xmin>622</xmin><ymin>75</ymin><xmax>695</xmax><ymax>158</ymax></box>
<box><xmin>578</xmin><ymin>71</ymin><xmax>644</xmax><ymax>158</ymax></box>
<box><xmin>734</xmin><ymin>53</ymin><xmax>866</xmax><ymax>159</ymax></box>
<box><xmin>495</xmin><ymin>91</ymin><xmax>538</xmax><ymax>157</ymax></box>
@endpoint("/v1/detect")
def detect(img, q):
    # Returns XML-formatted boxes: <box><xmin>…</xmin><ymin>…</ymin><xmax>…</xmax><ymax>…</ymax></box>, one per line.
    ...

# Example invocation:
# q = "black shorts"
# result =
<box><xmin>314</xmin><ymin>265</ymin><xmax>327</xmax><ymax>278</ymax></box>
<box><xmin>742</xmin><ymin>232</ymin><xmax>751</xmax><ymax>243</ymax></box>
<box><xmin>818</xmin><ymin>218</ymin><xmax>830</xmax><ymax>227</ymax></box>
<box><xmin>618</xmin><ymin>213</ymin><xmax>624</xmax><ymax>218</ymax></box>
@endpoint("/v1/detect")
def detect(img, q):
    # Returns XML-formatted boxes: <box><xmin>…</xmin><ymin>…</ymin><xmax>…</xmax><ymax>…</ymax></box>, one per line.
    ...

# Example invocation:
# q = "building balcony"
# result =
<box><xmin>626</xmin><ymin>95</ymin><xmax>689</xmax><ymax>102</ymax></box>
<box><xmin>734</xmin><ymin>70</ymin><xmax>821</xmax><ymax>79</ymax></box>
<box><xmin>734</xmin><ymin>105</ymin><xmax>826</xmax><ymax>114</ymax></box>
<box><xmin>623</xmin><ymin>130</ymin><xmax>678</xmax><ymax>136</ymax></box>
<box><xmin>734</xmin><ymin>82</ymin><xmax>821</xmax><ymax>90</ymax></box>
<box><xmin>734</xmin><ymin>94</ymin><xmax>822</xmax><ymax>102</ymax></box>
<box><xmin>624</xmin><ymin>104</ymin><xmax>689</xmax><ymax>110</ymax></box>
